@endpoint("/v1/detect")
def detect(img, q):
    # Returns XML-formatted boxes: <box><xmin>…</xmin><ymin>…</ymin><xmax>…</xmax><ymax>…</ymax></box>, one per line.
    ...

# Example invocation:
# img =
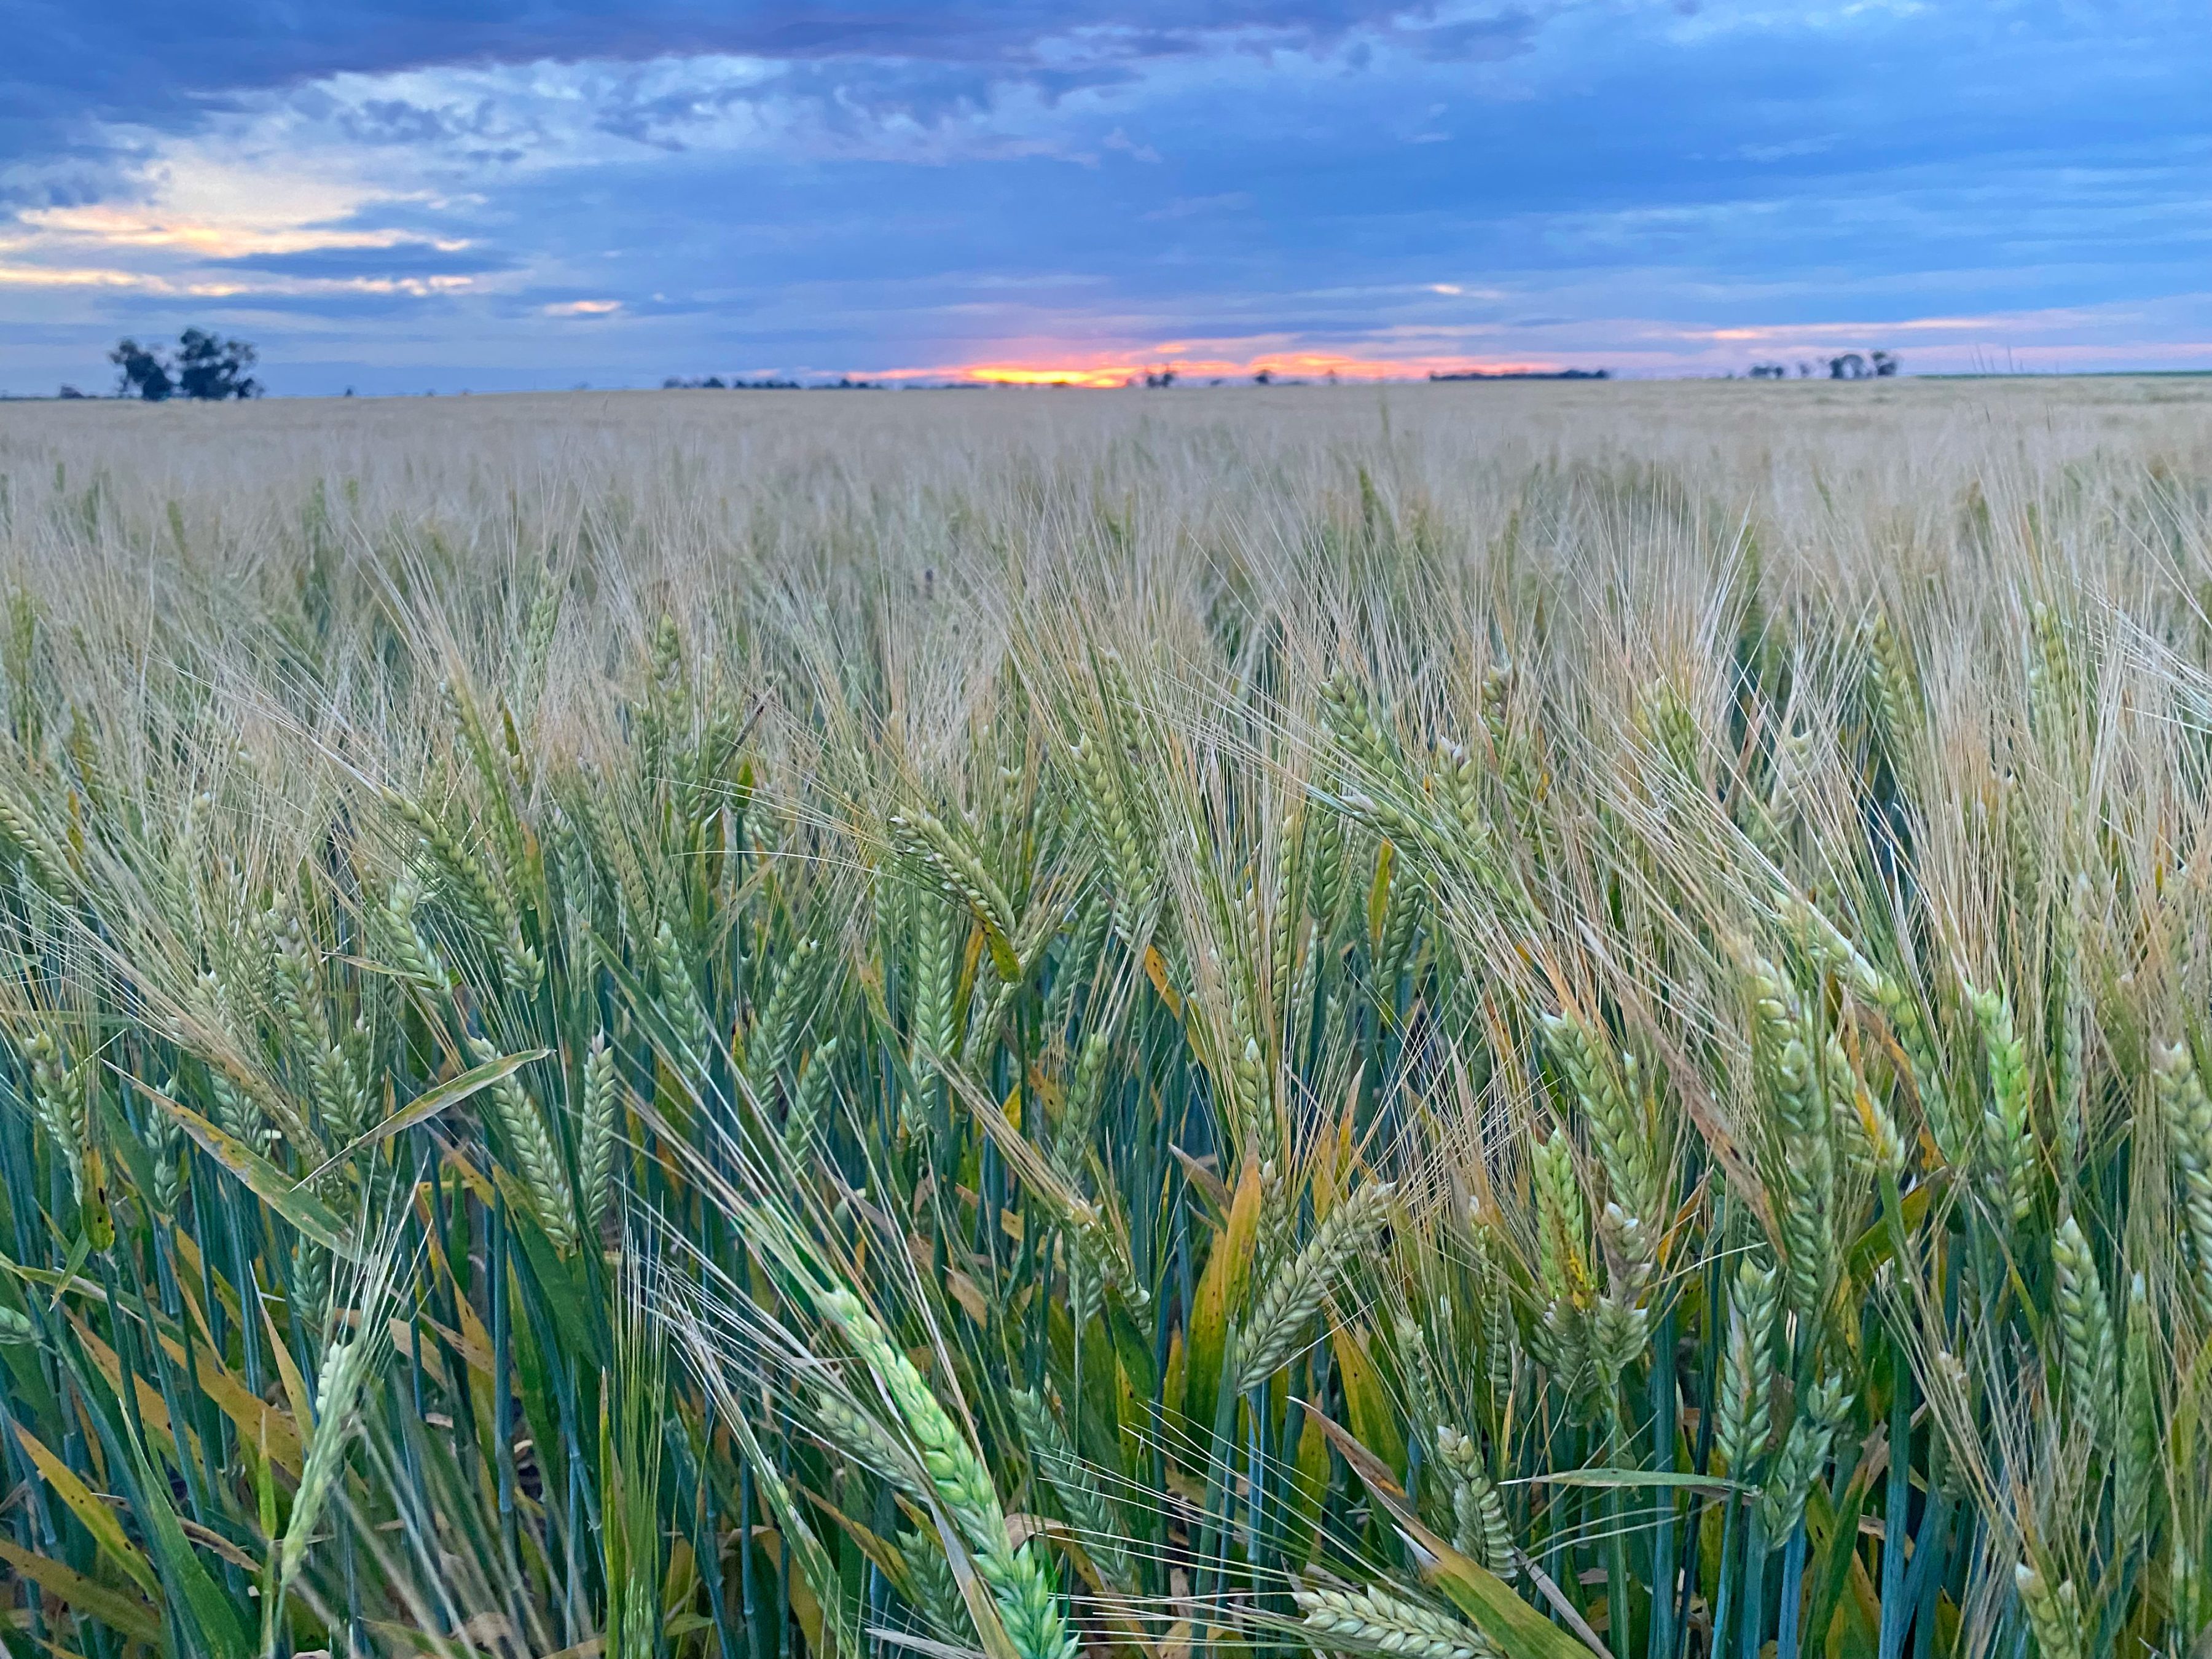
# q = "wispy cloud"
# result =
<box><xmin>1143</xmin><ymin>192</ymin><xmax>1253</xmax><ymax>221</ymax></box>
<box><xmin>0</xmin><ymin>263</ymin><xmax>181</xmax><ymax>291</ymax></box>
<box><xmin>15</xmin><ymin>206</ymin><xmax>439</xmax><ymax>259</ymax></box>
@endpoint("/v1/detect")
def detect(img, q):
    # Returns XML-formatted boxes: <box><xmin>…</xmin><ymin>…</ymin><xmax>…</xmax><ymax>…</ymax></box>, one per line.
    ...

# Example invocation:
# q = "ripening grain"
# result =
<box><xmin>1</xmin><ymin>378</ymin><xmax>2209</xmax><ymax>1659</ymax></box>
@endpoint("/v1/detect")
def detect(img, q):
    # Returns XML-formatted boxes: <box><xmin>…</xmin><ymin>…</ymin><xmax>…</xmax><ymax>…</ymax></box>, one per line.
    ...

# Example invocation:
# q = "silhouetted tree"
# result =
<box><xmin>1870</xmin><ymin>350</ymin><xmax>1899</xmax><ymax>377</ymax></box>
<box><xmin>173</xmin><ymin>329</ymin><xmax>260</xmax><ymax>399</ymax></box>
<box><xmin>110</xmin><ymin>331</ymin><xmax>262</xmax><ymax>401</ymax></box>
<box><xmin>110</xmin><ymin>339</ymin><xmax>173</xmax><ymax>401</ymax></box>
<box><xmin>1828</xmin><ymin>352</ymin><xmax>1869</xmax><ymax>380</ymax></box>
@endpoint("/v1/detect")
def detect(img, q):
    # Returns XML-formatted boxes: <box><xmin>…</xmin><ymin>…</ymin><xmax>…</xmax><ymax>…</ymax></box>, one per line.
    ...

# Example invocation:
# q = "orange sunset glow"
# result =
<box><xmin>873</xmin><ymin>350</ymin><xmax>1578</xmax><ymax>387</ymax></box>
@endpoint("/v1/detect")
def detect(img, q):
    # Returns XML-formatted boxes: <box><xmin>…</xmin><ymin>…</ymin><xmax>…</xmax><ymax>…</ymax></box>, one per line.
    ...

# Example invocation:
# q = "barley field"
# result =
<box><xmin>0</xmin><ymin>377</ymin><xmax>2210</xmax><ymax>1659</ymax></box>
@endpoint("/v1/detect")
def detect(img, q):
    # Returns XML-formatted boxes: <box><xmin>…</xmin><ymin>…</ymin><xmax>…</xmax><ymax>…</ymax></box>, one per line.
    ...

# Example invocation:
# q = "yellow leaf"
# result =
<box><xmin>1368</xmin><ymin>839</ymin><xmax>1395</xmax><ymax>950</ymax></box>
<box><xmin>69</xmin><ymin>1314</ymin><xmax>202</xmax><ymax>1469</ymax></box>
<box><xmin>157</xmin><ymin>1328</ymin><xmax>302</xmax><ymax>1474</ymax></box>
<box><xmin>257</xmin><ymin>1285</ymin><xmax>316</xmax><ymax>1440</ymax></box>
<box><xmin>14</xmin><ymin>1425</ymin><xmax>160</xmax><ymax>1602</ymax></box>
<box><xmin>1142</xmin><ymin>946</ymin><xmax>1185</xmax><ymax>1019</ymax></box>
<box><xmin>1328</xmin><ymin>1322</ymin><xmax>1406</xmax><ymax>1481</ymax></box>
<box><xmin>1185</xmin><ymin>1159</ymin><xmax>1263</xmax><ymax>1435</ymax></box>
<box><xmin>0</xmin><ymin>1534</ymin><xmax>161</xmax><ymax>1642</ymax></box>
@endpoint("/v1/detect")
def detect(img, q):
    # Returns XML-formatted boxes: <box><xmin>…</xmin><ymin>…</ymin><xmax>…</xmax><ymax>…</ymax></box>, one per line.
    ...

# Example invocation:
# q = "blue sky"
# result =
<box><xmin>4</xmin><ymin>1</ymin><xmax>2208</xmax><ymax>393</ymax></box>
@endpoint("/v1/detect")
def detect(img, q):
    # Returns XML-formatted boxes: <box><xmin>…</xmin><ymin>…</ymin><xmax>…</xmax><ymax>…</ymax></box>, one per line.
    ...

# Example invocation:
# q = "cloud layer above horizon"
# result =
<box><xmin>5</xmin><ymin>1</ymin><xmax>2209</xmax><ymax>393</ymax></box>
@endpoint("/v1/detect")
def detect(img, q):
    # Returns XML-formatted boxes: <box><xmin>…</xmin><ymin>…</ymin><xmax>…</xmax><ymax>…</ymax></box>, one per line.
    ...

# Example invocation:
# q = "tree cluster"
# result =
<box><xmin>109</xmin><ymin>329</ymin><xmax>261</xmax><ymax>401</ymax></box>
<box><xmin>1749</xmin><ymin>352</ymin><xmax>1899</xmax><ymax>380</ymax></box>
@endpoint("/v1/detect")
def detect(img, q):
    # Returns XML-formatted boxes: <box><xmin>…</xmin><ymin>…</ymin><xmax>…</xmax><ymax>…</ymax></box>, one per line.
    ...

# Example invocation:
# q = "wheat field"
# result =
<box><xmin>0</xmin><ymin>377</ymin><xmax>2208</xmax><ymax>1659</ymax></box>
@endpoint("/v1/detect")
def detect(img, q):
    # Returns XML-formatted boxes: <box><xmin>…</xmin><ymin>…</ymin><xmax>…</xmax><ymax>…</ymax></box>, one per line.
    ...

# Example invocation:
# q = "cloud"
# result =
<box><xmin>1736</xmin><ymin>136</ymin><xmax>1837</xmax><ymax>162</ymax></box>
<box><xmin>4</xmin><ymin>0</ymin><xmax>2210</xmax><ymax>396</ymax></box>
<box><xmin>16</xmin><ymin>204</ymin><xmax>440</xmax><ymax>260</ymax></box>
<box><xmin>2</xmin><ymin>0</ymin><xmax>1432</xmax><ymax>144</ymax></box>
<box><xmin>1144</xmin><ymin>192</ymin><xmax>1255</xmax><ymax>221</ymax></box>
<box><xmin>210</xmin><ymin>241</ymin><xmax>509</xmax><ymax>277</ymax></box>
<box><xmin>1387</xmin><ymin>12</ymin><xmax>1538</xmax><ymax>61</ymax></box>
<box><xmin>0</xmin><ymin>262</ymin><xmax>171</xmax><ymax>291</ymax></box>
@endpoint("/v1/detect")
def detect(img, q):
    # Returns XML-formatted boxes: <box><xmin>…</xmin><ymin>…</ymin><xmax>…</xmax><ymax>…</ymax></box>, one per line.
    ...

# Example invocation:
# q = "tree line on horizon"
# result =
<box><xmin>1748</xmin><ymin>351</ymin><xmax>1899</xmax><ymax>379</ymax></box>
<box><xmin>55</xmin><ymin>331</ymin><xmax>264</xmax><ymax>401</ymax></box>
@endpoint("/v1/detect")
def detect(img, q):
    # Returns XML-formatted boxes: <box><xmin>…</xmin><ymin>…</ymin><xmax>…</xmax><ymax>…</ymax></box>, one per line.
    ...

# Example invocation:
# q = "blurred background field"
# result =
<box><xmin>14</xmin><ymin>375</ymin><xmax>2212</xmax><ymax>525</ymax></box>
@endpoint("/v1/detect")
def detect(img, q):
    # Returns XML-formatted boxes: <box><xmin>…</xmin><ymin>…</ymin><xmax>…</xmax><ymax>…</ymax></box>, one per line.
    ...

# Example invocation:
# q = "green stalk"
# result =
<box><xmin>92</xmin><ymin>1255</ymin><xmax>158</xmax><ymax>1478</ymax></box>
<box><xmin>1681</xmin><ymin>1199</ymin><xmax>1728</xmax><ymax>1658</ymax></box>
<box><xmin>1739</xmin><ymin>1503</ymin><xmax>1769</xmax><ymax>1659</ymax></box>
<box><xmin>1249</xmin><ymin>1382</ymin><xmax>1271</xmax><ymax>1583</ymax></box>
<box><xmin>775</xmin><ymin>1413</ymin><xmax>793</xmax><ymax>1659</ymax></box>
<box><xmin>1775</xmin><ymin>1518</ymin><xmax>1808</xmax><ymax>1659</ymax></box>
<box><xmin>740</xmin><ymin>1447</ymin><xmax>762</xmax><ymax>1659</ymax></box>
<box><xmin>168</xmin><ymin>1241</ymin><xmax>231</xmax><ymax>1529</ymax></box>
<box><xmin>125</xmin><ymin>1241</ymin><xmax>213</xmax><ymax>1523</ymax></box>
<box><xmin>1607</xmin><ymin>1440</ymin><xmax>1634</xmax><ymax>1657</ymax></box>
<box><xmin>1648</xmin><ymin>1308</ymin><xmax>1678</xmax><ymax>1659</ymax></box>
<box><xmin>1879</xmin><ymin>1352</ymin><xmax>1912</xmax><ymax>1659</ymax></box>
<box><xmin>1905</xmin><ymin>1489</ymin><xmax>1948</xmax><ymax>1659</ymax></box>
<box><xmin>675</xmin><ymin>1412</ymin><xmax>743</xmax><ymax>1659</ymax></box>
<box><xmin>490</xmin><ymin>1195</ymin><xmax>523</xmax><ymax>1602</ymax></box>
<box><xmin>1197</xmin><ymin>1339</ymin><xmax>1241</xmax><ymax>1601</ymax></box>
<box><xmin>1711</xmin><ymin>1498</ymin><xmax>1741</xmax><ymax>1659</ymax></box>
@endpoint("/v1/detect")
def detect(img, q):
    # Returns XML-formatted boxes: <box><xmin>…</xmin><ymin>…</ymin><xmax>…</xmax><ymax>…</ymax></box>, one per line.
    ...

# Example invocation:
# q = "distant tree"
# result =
<box><xmin>1817</xmin><ymin>350</ymin><xmax>1898</xmax><ymax>382</ymax></box>
<box><xmin>173</xmin><ymin>329</ymin><xmax>260</xmax><ymax>399</ymax></box>
<box><xmin>1749</xmin><ymin>363</ymin><xmax>1787</xmax><ymax>379</ymax></box>
<box><xmin>1253</xmin><ymin>369</ymin><xmax>1273</xmax><ymax>385</ymax></box>
<box><xmin>110</xmin><ymin>339</ymin><xmax>173</xmax><ymax>401</ymax></box>
<box><xmin>1143</xmin><ymin>368</ymin><xmax>1177</xmax><ymax>388</ymax></box>
<box><xmin>110</xmin><ymin>331</ymin><xmax>261</xmax><ymax>401</ymax></box>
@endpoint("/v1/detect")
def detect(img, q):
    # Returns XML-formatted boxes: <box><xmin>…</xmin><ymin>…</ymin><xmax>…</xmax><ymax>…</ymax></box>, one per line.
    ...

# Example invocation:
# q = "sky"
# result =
<box><xmin>2</xmin><ymin>1</ymin><xmax>2209</xmax><ymax>394</ymax></box>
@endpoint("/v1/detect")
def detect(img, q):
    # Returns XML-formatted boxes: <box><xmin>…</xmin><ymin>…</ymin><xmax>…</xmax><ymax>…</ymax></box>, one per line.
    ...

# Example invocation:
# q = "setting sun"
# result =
<box><xmin>892</xmin><ymin>351</ymin><xmax>1581</xmax><ymax>388</ymax></box>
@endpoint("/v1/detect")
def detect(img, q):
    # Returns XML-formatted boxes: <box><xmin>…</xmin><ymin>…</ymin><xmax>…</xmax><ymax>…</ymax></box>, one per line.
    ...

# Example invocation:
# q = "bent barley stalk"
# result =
<box><xmin>0</xmin><ymin>384</ymin><xmax>2206</xmax><ymax>1659</ymax></box>
<box><xmin>1295</xmin><ymin>1583</ymin><xmax>1502</xmax><ymax>1659</ymax></box>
